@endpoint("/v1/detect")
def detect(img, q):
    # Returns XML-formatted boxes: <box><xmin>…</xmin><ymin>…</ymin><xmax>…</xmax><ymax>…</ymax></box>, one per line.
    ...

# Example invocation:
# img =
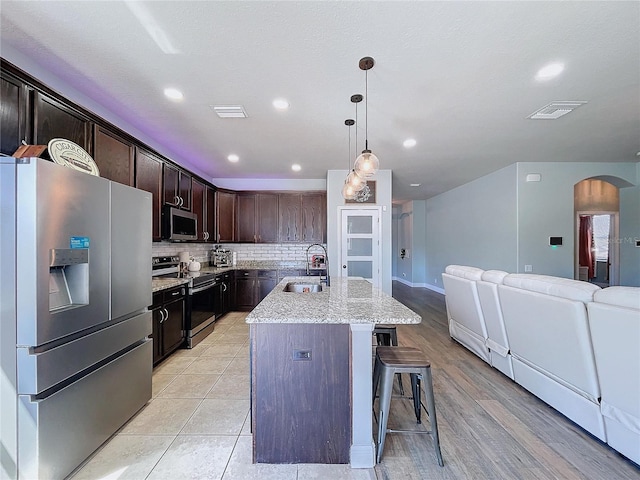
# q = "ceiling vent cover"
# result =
<box><xmin>210</xmin><ymin>105</ymin><xmax>248</xmax><ymax>118</ymax></box>
<box><xmin>528</xmin><ymin>101</ymin><xmax>587</xmax><ymax>120</ymax></box>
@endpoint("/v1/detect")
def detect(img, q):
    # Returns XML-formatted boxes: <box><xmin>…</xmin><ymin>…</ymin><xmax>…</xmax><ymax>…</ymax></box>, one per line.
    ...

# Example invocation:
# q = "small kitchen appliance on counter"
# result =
<box><xmin>209</xmin><ymin>247</ymin><xmax>232</xmax><ymax>267</ymax></box>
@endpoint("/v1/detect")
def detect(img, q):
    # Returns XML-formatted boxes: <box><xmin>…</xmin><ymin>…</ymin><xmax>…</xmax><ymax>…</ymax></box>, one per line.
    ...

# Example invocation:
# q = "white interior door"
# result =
<box><xmin>339</xmin><ymin>208</ymin><xmax>381</xmax><ymax>289</ymax></box>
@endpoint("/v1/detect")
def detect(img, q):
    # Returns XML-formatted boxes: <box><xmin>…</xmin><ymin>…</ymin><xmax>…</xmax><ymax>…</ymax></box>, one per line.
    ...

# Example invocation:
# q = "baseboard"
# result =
<box><xmin>392</xmin><ymin>277</ymin><xmax>445</xmax><ymax>295</ymax></box>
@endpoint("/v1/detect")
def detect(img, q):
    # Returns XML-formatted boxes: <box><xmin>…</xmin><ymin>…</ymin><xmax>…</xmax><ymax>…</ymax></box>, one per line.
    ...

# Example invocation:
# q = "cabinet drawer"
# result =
<box><xmin>258</xmin><ymin>269</ymin><xmax>277</xmax><ymax>278</ymax></box>
<box><xmin>236</xmin><ymin>269</ymin><xmax>256</xmax><ymax>278</ymax></box>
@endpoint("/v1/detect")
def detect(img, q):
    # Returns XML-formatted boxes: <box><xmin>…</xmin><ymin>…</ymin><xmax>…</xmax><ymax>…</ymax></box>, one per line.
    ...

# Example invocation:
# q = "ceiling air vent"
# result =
<box><xmin>210</xmin><ymin>105</ymin><xmax>248</xmax><ymax>118</ymax></box>
<box><xmin>527</xmin><ymin>101</ymin><xmax>587</xmax><ymax>120</ymax></box>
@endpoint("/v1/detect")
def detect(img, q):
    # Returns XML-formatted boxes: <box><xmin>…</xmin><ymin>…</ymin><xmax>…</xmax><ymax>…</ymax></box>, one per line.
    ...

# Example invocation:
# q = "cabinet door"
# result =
<box><xmin>278</xmin><ymin>194</ymin><xmax>301</xmax><ymax>242</ymax></box>
<box><xmin>301</xmin><ymin>193</ymin><xmax>326</xmax><ymax>243</ymax></box>
<box><xmin>163</xmin><ymin>163</ymin><xmax>180</xmax><ymax>207</ymax></box>
<box><xmin>235</xmin><ymin>274</ymin><xmax>256</xmax><ymax>311</ymax></box>
<box><xmin>192</xmin><ymin>178</ymin><xmax>206</xmax><ymax>241</ymax></box>
<box><xmin>1</xmin><ymin>71</ymin><xmax>28</xmax><ymax>156</ymax></box>
<box><xmin>33</xmin><ymin>91</ymin><xmax>91</xmax><ymax>151</ymax></box>
<box><xmin>221</xmin><ymin>273</ymin><xmax>233</xmax><ymax>313</ymax></box>
<box><xmin>237</xmin><ymin>194</ymin><xmax>257</xmax><ymax>242</ymax></box>
<box><xmin>179</xmin><ymin>170</ymin><xmax>192</xmax><ymax>211</ymax></box>
<box><xmin>151</xmin><ymin>307</ymin><xmax>163</xmax><ymax>365</ymax></box>
<box><xmin>205</xmin><ymin>186</ymin><xmax>216</xmax><ymax>243</ymax></box>
<box><xmin>93</xmin><ymin>125</ymin><xmax>134</xmax><ymax>186</ymax></box>
<box><xmin>163</xmin><ymin>297</ymin><xmax>185</xmax><ymax>355</ymax></box>
<box><xmin>216</xmin><ymin>191</ymin><xmax>236</xmax><ymax>242</ymax></box>
<box><xmin>135</xmin><ymin>147</ymin><xmax>163</xmax><ymax>241</ymax></box>
<box><xmin>257</xmin><ymin>193</ymin><xmax>279</xmax><ymax>243</ymax></box>
<box><xmin>257</xmin><ymin>277</ymin><xmax>277</xmax><ymax>303</ymax></box>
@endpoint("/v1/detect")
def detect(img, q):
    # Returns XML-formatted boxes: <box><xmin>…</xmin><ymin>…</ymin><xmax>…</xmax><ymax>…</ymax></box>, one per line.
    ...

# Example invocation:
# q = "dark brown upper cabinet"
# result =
<box><xmin>237</xmin><ymin>193</ymin><xmax>278</xmax><ymax>243</ymax></box>
<box><xmin>279</xmin><ymin>193</ymin><xmax>326</xmax><ymax>243</ymax></box>
<box><xmin>33</xmin><ymin>91</ymin><xmax>91</xmax><ymax>151</ymax></box>
<box><xmin>191</xmin><ymin>179</ymin><xmax>215</xmax><ymax>242</ymax></box>
<box><xmin>205</xmin><ymin>185</ymin><xmax>216</xmax><ymax>243</ymax></box>
<box><xmin>93</xmin><ymin>125</ymin><xmax>134</xmax><ymax>186</ymax></box>
<box><xmin>135</xmin><ymin>147</ymin><xmax>163</xmax><ymax>241</ymax></box>
<box><xmin>216</xmin><ymin>190</ymin><xmax>236</xmax><ymax>243</ymax></box>
<box><xmin>301</xmin><ymin>193</ymin><xmax>326</xmax><ymax>243</ymax></box>
<box><xmin>163</xmin><ymin>163</ymin><xmax>191</xmax><ymax>211</ymax></box>
<box><xmin>1</xmin><ymin>71</ymin><xmax>28</xmax><ymax>156</ymax></box>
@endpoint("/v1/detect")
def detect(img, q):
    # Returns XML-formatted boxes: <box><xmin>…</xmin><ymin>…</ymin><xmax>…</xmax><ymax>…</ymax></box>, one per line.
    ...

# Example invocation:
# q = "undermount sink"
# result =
<box><xmin>283</xmin><ymin>282</ymin><xmax>323</xmax><ymax>293</ymax></box>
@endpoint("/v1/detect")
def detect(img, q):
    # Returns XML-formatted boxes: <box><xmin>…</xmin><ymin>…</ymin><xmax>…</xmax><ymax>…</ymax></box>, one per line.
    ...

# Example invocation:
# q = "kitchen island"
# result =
<box><xmin>246</xmin><ymin>277</ymin><xmax>421</xmax><ymax>468</ymax></box>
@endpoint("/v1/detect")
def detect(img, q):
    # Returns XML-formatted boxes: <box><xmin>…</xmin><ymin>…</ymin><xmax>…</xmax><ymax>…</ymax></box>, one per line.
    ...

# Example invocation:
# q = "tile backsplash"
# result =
<box><xmin>151</xmin><ymin>242</ymin><xmax>326</xmax><ymax>265</ymax></box>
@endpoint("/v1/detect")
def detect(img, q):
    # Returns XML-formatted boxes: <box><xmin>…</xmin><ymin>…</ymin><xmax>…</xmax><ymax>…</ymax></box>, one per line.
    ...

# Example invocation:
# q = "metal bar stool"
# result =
<box><xmin>372</xmin><ymin>346</ymin><xmax>444</xmax><ymax>466</ymax></box>
<box><xmin>373</xmin><ymin>325</ymin><xmax>404</xmax><ymax>395</ymax></box>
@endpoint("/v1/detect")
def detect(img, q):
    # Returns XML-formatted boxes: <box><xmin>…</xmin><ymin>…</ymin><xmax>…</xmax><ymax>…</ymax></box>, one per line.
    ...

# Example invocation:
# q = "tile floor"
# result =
<box><xmin>70</xmin><ymin>312</ymin><xmax>376</xmax><ymax>480</ymax></box>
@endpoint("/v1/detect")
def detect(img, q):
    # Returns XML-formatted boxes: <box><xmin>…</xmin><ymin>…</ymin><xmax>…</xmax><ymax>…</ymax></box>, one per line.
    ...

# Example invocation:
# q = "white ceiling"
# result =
<box><xmin>1</xmin><ymin>1</ymin><xmax>638</xmax><ymax>202</ymax></box>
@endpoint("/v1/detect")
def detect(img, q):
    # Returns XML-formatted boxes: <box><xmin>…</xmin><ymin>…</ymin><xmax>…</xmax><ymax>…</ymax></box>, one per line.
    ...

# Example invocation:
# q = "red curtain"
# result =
<box><xmin>579</xmin><ymin>215</ymin><xmax>595</xmax><ymax>279</ymax></box>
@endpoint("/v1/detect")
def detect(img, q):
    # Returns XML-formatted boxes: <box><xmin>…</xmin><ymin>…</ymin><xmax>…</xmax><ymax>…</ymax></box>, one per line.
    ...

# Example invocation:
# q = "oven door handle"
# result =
<box><xmin>190</xmin><ymin>283</ymin><xmax>217</xmax><ymax>294</ymax></box>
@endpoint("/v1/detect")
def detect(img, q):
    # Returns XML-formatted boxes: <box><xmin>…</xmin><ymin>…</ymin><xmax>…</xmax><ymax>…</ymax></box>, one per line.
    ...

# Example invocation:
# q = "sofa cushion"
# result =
<box><xmin>481</xmin><ymin>270</ymin><xmax>508</xmax><ymax>284</ymax></box>
<box><xmin>593</xmin><ymin>286</ymin><xmax>640</xmax><ymax>310</ymax></box>
<box><xmin>445</xmin><ymin>265</ymin><xmax>484</xmax><ymax>281</ymax></box>
<box><xmin>503</xmin><ymin>274</ymin><xmax>600</xmax><ymax>303</ymax></box>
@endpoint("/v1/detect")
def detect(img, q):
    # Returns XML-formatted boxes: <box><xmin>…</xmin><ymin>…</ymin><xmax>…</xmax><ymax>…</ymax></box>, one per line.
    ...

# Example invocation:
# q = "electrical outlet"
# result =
<box><xmin>524</xmin><ymin>265</ymin><xmax>533</xmax><ymax>272</ymax></box>
<box><xmin>434</xmin><ymin>278</ymin><xmax>438</xmax><ymax>284</ymax></box>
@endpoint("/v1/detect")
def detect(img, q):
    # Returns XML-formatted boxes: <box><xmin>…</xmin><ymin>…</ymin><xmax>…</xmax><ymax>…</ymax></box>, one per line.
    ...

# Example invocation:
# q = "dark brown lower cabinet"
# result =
<box><xmin>151</xmin><ymin>286</ymin><xmax>186</xmax><ymax>365</ymax></box>
<box><xmin>251</xmin><ymin>323</ymin><xmax>351</xmax><ymax>464</ymax></box>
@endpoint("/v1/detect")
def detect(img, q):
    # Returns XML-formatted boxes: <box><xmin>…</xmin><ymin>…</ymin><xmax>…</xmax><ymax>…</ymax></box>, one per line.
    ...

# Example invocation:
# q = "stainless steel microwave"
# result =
<box><xmin>163</xmin><ymin>206</ymin><xmax>197</xmax><ymax>241</ymax></box>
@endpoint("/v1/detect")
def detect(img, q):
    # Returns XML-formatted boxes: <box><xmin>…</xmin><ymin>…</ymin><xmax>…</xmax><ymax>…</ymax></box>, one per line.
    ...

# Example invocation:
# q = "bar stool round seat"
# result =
<box><xmin>372</xmin><ymin>346</ymin><xmax>444</xmax><ymax>466</ymax></box>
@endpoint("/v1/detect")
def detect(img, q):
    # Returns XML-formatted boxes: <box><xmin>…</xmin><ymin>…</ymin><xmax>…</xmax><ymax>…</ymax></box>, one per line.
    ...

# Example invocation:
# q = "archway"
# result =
<box><xmin>574</xmin><ymin>177</ymin><xmax>621</xmax><ymax>286</ymax></box>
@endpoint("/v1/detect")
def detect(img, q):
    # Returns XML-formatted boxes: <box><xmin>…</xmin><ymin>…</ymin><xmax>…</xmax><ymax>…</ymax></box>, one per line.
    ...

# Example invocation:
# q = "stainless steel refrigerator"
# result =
<box><xmin>0</xmin><ymin>157</ymin><xmax>153</xmax><ymax>479</ymax></box>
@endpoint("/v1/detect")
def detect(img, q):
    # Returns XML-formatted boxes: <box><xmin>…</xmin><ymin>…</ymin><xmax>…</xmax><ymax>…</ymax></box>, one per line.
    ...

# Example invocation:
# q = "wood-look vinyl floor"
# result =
<box><xmin>381</xmin><ymin>281</ymin><xmax>639</xmax><ymax>480</ymax></box>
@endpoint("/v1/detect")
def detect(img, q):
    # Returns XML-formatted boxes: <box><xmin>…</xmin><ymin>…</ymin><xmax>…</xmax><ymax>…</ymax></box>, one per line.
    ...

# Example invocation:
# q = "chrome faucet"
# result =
<box><xmin>306</xmin><ymin>243</ymin><xmax>330</xmax><ymax>287</ymax></box>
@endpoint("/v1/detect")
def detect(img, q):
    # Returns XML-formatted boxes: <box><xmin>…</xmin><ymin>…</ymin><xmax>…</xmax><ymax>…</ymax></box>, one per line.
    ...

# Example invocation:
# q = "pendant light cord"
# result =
<box><xmin>365</xmin><ymin>69</ymin><xmax>368</xmax><ymax>152</ymax></box>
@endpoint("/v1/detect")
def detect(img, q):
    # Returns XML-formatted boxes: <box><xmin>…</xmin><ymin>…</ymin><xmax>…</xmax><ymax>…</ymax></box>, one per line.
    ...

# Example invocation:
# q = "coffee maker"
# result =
<box><xmin>209</xmin><ymin>247</ymin><xmax>232</xmax><ymax>267</ymax></box>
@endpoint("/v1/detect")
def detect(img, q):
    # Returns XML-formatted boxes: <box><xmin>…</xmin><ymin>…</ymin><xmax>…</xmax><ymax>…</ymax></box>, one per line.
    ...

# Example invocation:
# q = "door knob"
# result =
<box><xmin>342</xmin><ymin>265</ymin><xmax>347</xmax><ymax>269</ymax></box>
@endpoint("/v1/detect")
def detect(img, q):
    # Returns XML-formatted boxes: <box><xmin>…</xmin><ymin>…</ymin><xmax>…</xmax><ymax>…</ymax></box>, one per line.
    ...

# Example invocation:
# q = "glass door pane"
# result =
<box><xmin>340</xmin><ymin>209</ymin><xmax>380</xmax><ymax>289</ymax></box>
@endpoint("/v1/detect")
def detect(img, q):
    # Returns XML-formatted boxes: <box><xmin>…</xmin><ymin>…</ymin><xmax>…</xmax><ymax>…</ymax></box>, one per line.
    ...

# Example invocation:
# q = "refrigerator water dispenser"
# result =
<box><xmin>49</xmin><ymin>248</ymin><xmax>89</xmax><ymax>311</ymax></box>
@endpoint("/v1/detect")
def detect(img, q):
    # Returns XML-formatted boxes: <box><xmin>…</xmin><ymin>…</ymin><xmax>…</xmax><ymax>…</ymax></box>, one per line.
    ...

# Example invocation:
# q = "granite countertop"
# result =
<box><xmin>152</xmin><ymin>277</ymin><xmax>190</xmax><ymax>292</ymax></box>
<box><xmin>246</xmin><ymin>277</ymin><xmax>421</xmax><ymax>325</ymax></box>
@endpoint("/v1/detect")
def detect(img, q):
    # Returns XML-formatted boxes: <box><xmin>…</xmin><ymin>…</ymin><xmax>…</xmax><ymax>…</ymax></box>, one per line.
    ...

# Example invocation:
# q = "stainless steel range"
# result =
<box><xmin>152</xmin><ymin>256</ymin><xmax>220</xmax><ymax>347</ymax></box>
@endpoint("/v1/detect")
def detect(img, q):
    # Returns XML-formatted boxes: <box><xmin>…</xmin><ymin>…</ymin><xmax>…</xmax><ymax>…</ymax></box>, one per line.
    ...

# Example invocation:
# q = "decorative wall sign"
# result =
<box><xmin>345</xmin><ymin>180</ymin><xmax>376</xmax><ymax>204</ymax></box>
<box><xmin>47</xmin><ymin>139</ymin><xmax>100</xmax><ymax>176</ymax></box>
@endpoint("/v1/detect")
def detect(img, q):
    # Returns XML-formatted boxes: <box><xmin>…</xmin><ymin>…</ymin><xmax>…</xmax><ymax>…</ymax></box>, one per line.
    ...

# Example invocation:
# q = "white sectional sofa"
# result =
<box><xmin>498</xmin><ymin>274</ymin><xmax>605</xmax><ymax>441</ymax></box>
<box><xmin>442</xmin><ymin>265</ymin><xmax>640</xmax><ymax>465</ymax></box>
<box><xmin>441</xmin><ymin>265</ymin><xmax>490</xmax><ymax>363</ymax></box>
<box><xmin>588</xmin><ymin>287</ymin><xmax>640</xmax><ymax>465</ymax></box>
<box><xmin>476</xmin><ymin>270</ymin><xmax>513</xmax><ymax>379</ymax></box>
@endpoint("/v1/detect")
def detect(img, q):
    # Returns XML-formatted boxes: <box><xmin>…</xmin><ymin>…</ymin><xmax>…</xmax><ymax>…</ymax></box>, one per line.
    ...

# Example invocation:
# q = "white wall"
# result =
<box><xmin>619</xmin><ymin>162</ymin><xmax>640</xmax><ymax>286</ymax></box>
<box><xmin>516</xmin><ymin>162</ymin><xmax>638</xmax><ymax>281</ymax></box>
<box><xmin>393</xmin><ymin>200</ymin><xmax>427</xmax><ymax>286</ymax></box>
<box><xmin>326</xmin><ymin>170</ymin><xmax>393</xmax><ymax>294</ymax></box>
<box><xmin>425</xmin><ymin>164</ymin><xmax>518</xmax><ymax>289</ymax></box>
<box><xmin>419</xmin><ymin>161</ymin><xmax>639</xmax><ymax>290</ymax></box>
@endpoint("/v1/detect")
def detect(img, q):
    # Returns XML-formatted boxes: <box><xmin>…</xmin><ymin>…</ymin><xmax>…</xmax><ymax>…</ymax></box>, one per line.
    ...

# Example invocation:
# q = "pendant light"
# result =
<box><xmin>347</xmin><ymin>93</ymin><xmax>365</xmax><ymax>192</ymax></box>
<box><xmin>341</xmin><ymin>119</ymin><xmax>356</xmax><ymax>200</ymax></box>
<box><xmin>342</xmin><ymin>94</ymin><xmax>366</xmax><ymax>199</ymax></box>
<box><xmin>354</xmin><ymin>56</ymin><xmax>380</xmax><ymax>178</ymax></box>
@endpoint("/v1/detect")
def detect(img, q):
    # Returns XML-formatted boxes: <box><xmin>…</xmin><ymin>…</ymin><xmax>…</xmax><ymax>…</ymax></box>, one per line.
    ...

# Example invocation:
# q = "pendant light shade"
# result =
<box><xmin>354</xmin><ymin>150</ymin><xmax>379</xmax><ymax>178</ymax></box>
<box><xmin>341</xmin><ymin>181</ymin><xmax>356</xmax><ymax>200</ymax></box>
<box><xmin>346</xmin><ymin>169</ymin><xmax>366</xmax><ymax>192</ymax></box>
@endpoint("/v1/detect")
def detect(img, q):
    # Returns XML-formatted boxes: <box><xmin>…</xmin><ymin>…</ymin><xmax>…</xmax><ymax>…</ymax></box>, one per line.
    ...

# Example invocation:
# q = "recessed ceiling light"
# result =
<box><xmin>403</xmin><ymin>138</ymin><xmax>417</xmax><ymax>148</ymax></box>
<box><xmin>535</xmin><ymin>62</ymin><xmax>565</xmax><ymax>81</ymax></box>
<box><xmin>163</xmin><ymin>88</ymin><xmax>183</xmax><ymax>101</ymax></box>
<box><xmin>273</xmin><ymin>98</ymin><xmax>290</xmax><ymax>110</ymax></box>
<box><xmin>228</xmin><ymin>154</ymin><xmax>239</xmax><ymax>163</ymax></box>
<box><xmin>291</xmin><ymin>164</ymin><xmax>301</xmax><ymax>172</ymax></box>
<box><xmin>410</xmin><ymin>183</ymin><xmax>421</xmax><ymax>187</ymax></box>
